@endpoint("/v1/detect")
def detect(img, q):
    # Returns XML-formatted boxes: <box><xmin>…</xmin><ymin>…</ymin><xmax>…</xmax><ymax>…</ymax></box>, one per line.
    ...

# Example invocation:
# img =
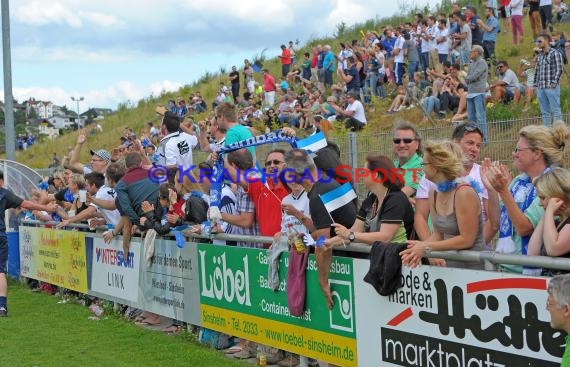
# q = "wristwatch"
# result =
<box><xmin>348</xmin><ymin>232</ymin><xmax>356</xmax><ymax>242</ymax></box>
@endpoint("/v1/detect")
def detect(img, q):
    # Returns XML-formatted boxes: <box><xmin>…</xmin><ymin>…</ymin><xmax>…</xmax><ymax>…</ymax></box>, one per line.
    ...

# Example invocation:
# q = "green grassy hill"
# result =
<box><xmin>15</xmin><ymin>2</ymin><xmax>570</xmax><ymax>168</ymax></box>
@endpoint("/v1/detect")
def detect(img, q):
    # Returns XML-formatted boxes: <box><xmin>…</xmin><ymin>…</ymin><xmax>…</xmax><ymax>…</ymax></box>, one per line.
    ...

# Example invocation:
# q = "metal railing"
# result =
<box><xmin>330</xmin><ymin>113</ymin><xmax>570</xmax><ymax>199</ymax></box>
<box><xmin>20</xmin><ymin>220</ymin><xmax>570</xmax><ymax>272</ymax></box>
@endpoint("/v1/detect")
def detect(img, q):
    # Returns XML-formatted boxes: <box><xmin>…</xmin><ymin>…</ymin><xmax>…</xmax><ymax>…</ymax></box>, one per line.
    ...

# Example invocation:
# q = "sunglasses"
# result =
<box><xmin>462</xmin><ymin>123</ymin><xmax>482</xmax><ymax>133</ymax></box>
<box><xmin>265</xmin><ymin>160</ymin><xmax>284</xmax><ymax>167</ymax></box>
<box><xmin>393</xmin><ymin>138</ymin><xmax>416</xmax><ymax>144</ymax></box>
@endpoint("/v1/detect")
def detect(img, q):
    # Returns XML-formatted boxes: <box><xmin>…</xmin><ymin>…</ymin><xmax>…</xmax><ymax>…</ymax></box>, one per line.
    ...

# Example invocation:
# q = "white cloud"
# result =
<box><xmin>182</xmin><ymin>0</ymin><xmax>296</xmax><ymax>28</ymax></box>
<box><xmin>7</xmin><ymin>80</ymin><xmax>183</xmax><ymax>111</ymax></box>
<box><xmin>14</xmin><ymin>1</ymin><xmax>82</xmax><ymax>28</ymax></box>
<box><xmin>326</xmin><ymin>0</ymin><xmax>373</xmax><ymax>29</ymax></box>
<box><xmin>78</xmin><ymin>11</ymin><xmax>124</xmax><ymax>28</ymax></box>
<box><xmin>14</xmin><ymin>46</ymin><xmax>134</xmax><ymax>63</ymax></box>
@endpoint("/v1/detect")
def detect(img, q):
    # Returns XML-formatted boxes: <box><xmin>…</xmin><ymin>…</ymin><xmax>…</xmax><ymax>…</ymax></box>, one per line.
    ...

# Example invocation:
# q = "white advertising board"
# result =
<box><xmin>138</xmin><ymin>238</ymin><xmax>200</xmax><ymax>325</ymax></box>
<box><xmin>354</xmin><ymin>260</ymin><xmax>564</xmax><ymax>367</ymax></box>
<box><xmin>91</xmin><ymin>237</ymin><xmax>140</xmax><ymax>303</ymax></box>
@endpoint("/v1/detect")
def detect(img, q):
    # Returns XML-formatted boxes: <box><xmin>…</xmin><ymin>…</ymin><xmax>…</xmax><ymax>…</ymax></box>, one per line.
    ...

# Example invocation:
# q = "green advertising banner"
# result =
<box><xmin>198</xmin><ymin>244</ymin><xmax>357</xmax><ymax>367</ymax></box>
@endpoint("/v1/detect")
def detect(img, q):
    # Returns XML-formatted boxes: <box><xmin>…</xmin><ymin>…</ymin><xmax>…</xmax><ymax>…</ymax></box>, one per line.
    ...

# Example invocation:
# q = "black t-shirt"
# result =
<box><xmin>345</xmin><ymin>65</ymin><xmax>360</xmax><ymax>92</ymax></box>
<box><xmin>308</xmin><ymin>180</ymin><xmax>357</xmax><ymax>237</ymax></box>
<box><xmin>0</xmin><ymin>188</ymin><xmax>24</xmax><ymax>233</ymax></box>
<box><xmin>470</xmin><ymin>16</ymin><xmax>483</xmax><ymax>45</ymax></box>
<box><xmin>229</xmin><ymin>71</ymin><xmax>240</xmax><ymax>86</ymax></box>
<box><xmin>357</xmin><ymin>190</ymin><xmax>414</xmax><ymax>240</ymax></box>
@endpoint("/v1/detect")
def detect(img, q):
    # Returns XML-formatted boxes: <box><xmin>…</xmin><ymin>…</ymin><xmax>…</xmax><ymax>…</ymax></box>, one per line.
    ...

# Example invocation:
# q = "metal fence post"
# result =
<box><xmin>348</xmin><ymin>132</ymin><xmax>358</xmax><ymax>175</ymax></box>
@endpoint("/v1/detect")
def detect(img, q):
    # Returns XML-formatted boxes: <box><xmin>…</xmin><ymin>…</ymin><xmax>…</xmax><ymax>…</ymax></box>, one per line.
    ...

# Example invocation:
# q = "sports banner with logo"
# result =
<box><xmin>90</xmin><ymin>237</ymin><xmax>140</xmax><ymax>303</ymax></box>
<box><xmin>353</xmin><ymin>261</ymin><xmax>564</xmax><ymax>367</ymax></box>
<box><xmin>197</xmin><ymin>244</ymin><xmax>357</xmax><ymax>367</ymax></box>
<box><xmin>19</xmin><ymin>227</ymin><xmax>88</xmax><ymax>293</ymax></box>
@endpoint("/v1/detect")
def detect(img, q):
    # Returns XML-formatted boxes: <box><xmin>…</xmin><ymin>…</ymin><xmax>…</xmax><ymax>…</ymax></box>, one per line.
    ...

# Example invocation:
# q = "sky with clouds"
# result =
<box><xmin>1</xmin><ymin>0</ymin><xmax>435</xmax><ymax>113</ymax></box>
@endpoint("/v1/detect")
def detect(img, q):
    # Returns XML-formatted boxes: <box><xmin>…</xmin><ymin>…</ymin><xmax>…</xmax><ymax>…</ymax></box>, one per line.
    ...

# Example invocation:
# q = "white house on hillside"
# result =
<box><xmin>24</xmin><ymin>98</ymin><xmax>54</xmax><ymax>118</ymax></box>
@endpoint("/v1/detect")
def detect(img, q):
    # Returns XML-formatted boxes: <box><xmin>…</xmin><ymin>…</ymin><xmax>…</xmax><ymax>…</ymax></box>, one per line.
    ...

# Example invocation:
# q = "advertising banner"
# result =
<box><xmin>197</xmin><ymin>244</ymin><xmax>357</xmax><ymax>367</ymax></box>
<box><xmin>138</xmin><ymin>239</ymin><xmax>200</xmax><ymax>325</ymax></box>
<box><xmin>19</xmin><ymin>227</ymin><xmax>88</xmax><ymax>293</ymax></box>
<box><xmin>353</xmin><ymin>261</ymin><xmax>565</xmax><ymax>367</ymax></box>
<box><xmin>91</xmin><ymin>237</ymin><xmax>140</xmax><ymax>303</ymax></box>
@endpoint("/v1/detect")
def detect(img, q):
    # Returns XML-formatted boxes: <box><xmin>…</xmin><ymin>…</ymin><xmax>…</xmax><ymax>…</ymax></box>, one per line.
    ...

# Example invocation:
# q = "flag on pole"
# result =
<box><xmin>296</xmin><ymin>131</ymin><xmax>327</xmax><ymax>153</ymax></box>
<box><xmin>319</xmin><ymin>183</ymin><xmax>357</xmax><ymax>213</ymax></box>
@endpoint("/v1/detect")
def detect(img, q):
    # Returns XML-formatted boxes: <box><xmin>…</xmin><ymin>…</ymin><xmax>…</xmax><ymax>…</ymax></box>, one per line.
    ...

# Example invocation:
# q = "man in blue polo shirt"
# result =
<box><xmin>478</xmin><ymin>6</ymin><xmax>500</xmax><ymax>63</ymax></box>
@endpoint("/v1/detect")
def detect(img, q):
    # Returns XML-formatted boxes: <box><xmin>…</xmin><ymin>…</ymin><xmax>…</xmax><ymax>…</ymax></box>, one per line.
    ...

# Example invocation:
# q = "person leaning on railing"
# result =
<box><xmin>325</xmin><ymin>154</ymin><xmax>414</xmax><ymax>248</ymax></box>
<box><xmin>528</xmin><ymin>167</ymin><xmax>570</xmax><ymax>276</ymax></box>
<box><xmin>400</xmin><ymin>141</ymin><xmax>485</xmax><ymax>270</ymax></box>
<box><xmin>484</xmin><ymin>123</ymin><xmax>570</xmax><ymax>274</ymax></box>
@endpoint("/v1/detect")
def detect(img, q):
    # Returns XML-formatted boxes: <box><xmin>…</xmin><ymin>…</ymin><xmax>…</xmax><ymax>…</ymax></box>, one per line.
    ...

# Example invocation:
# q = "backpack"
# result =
<box><xmin>184</xmin><ymin>192</ymin><xmax>209</xmax><ymax>224</ymax></box>
<box><xmin>554</xmin><ymin>39</ymin><xmax>568</xmax><ymax>64</ymax></box>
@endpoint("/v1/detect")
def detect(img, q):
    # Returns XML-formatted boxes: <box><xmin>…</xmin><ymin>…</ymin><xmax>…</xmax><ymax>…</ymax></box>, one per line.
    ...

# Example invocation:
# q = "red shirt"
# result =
<box><xmin>311</xmin><ymin>50</ymin><xmax>318</xmax><ymax>68</ymax></box>
<box><xmin>281</xmin><ymin>49</ymin><xmax>292</xmax><ymax>65</ymax></box>
<box><xmin>169</xmin><ymin>198</ymin><xmax>186</xmax><ymax>218</ymax></box>
<box><xmin>263</xmin><ymin>73</ymin><xmax>276</xmax><ymax>92</ymax></box>
<box><xmin>247</xmin><ymin>180</ymin><xmax>288</xmax><ymax>237</ymax></box>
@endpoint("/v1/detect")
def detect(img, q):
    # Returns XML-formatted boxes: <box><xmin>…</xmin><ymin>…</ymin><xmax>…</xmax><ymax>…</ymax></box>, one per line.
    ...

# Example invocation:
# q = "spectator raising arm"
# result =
<box><xmin>68</xmin><ymin>130</ymin><xmax>88</xmax><ymax>173</ymax></box>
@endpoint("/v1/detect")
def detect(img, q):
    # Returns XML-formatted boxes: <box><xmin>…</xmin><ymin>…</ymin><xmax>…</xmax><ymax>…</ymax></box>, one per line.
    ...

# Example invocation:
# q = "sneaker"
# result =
<box><xmin>264</xmin><ymin>348</ymin><xmax>285</xmax><ymax>364</ymax></box>
<box><xmin>0</xmin><ymin>307</ymin><xmax>7</xmax><ymax>317</ymax></box>
<box><xmin>278</xmin><ymin>354</ymin><xmax>300</xmax><ymax>367</ymax></box>
<box><xmin>233</xmin><ymin>347</ymin><xmax>255</xmax><ymax>359</ymax></box>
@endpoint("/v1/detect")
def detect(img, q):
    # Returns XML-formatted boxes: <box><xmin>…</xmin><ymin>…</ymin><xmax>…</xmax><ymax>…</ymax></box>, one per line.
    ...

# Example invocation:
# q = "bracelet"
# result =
<box><xmin>424</xmin><ymin>243</ymin><xmax>432</xmax><ymax>256</ymax></box>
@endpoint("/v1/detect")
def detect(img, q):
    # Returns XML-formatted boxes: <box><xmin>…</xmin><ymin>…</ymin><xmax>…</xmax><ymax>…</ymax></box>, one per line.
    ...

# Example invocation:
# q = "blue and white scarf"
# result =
<box><xmin>496</xmin><ymin>170</ymin><xmax>549</xmax><ymax>274</ymax></box>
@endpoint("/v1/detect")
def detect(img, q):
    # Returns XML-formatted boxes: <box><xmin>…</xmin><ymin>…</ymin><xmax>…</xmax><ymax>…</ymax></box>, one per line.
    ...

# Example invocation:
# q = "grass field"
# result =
<box><xmin>2</xmin><ymin>279</ymin><xmax>249</xmax><ymax>367</ymax></box>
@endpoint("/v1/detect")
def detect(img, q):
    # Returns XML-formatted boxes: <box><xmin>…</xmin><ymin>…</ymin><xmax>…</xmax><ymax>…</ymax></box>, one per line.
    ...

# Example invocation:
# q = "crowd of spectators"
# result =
<box><xmin>144</xmin><ymin>1</ymin><xmax>567</xmax><ymax>139</ymax></box>
<box><xmin>5</xmin><ymin>2</ymin><xmax>570</xmax><ymax>365</ymax></box>
<box><xmin>17</xmin><ymin>134</ymin><xmax>37</xmax><ymax>151</ymax></box>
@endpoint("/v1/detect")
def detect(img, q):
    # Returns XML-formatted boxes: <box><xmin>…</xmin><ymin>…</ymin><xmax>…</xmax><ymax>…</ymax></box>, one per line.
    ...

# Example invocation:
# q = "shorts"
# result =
<box><xmin>0</xmin><ymin>236</ymin><xmax>7</xmax><ymax>274</ymax></box>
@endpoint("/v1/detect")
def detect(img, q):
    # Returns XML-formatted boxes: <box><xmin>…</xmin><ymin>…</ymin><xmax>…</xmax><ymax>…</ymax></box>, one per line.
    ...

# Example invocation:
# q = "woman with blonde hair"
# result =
<box><xmin>400</xmin><ymin>140</ymin><xmax>485</xmax><ymax>269</ymax></box>
<box><xmin>528</xmin><ymin>167</ymin><xmax>570</xmax><ymax>275</ymax></box>
<box><xmin>485</xmin><ymin>123</ymin><xmax>570</xmax><ymax>274</ymax></box>
<box><xmin>56</xmin><ymin>173</ymin><xmax>89</xmax><ymax>220</ymax></box>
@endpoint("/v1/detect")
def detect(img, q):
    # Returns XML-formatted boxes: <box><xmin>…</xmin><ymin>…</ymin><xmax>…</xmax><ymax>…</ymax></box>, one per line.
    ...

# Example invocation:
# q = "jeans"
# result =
<box><xmin>537</xmin><ymin>85</ymin><xmax>562</xmax><ymax>126</ymax></box>
<box><xmin>422</xmin><ymin>96</ymin><xmax>440</xmax><ymax>117</ymax></box>
<box><xmin>407</xmin><ymin>61</ymin><xmax>419</xmax><ymax>81</ymax></box>
<box><xmin>364</xmin><ymin>73</ymin><xmax>379</xmax><ymax>103</ymax></box>
<box><xmin>439</xmin><ymin>92</ymin><xmax>459</xmax><ymax>112</ymax></box>
<box><xmin>460</xmin><ymin>49</ymin><xmax>470</xmax><ymax>66</ymax></box>
<box><xmin>540</xmin><ymin>4</ymin><xmax>553</xmax><ymax>30</ymax></box>
<box><xmin>467</xmin><ymin>94</ymin><xmax>488</xmax><ymax>142</ymax></box>
<box><xmin>282</xmin><ymin>64</ymin><xmax>290</xmax><ymax>78</ymax></box>
<box><xmin>324</xmin><ymin>69</ymin><xmax>333</xmax><ymax>88</ymax></box>
<box><xmin>420</xmin><ymin>52</ymin><xmax>429</xmax><ymax>71</ymax></box>
<box><xmin>483</xmin><ymin>40</ymin><xmax>496</xmax><ymax>62</ymax></box>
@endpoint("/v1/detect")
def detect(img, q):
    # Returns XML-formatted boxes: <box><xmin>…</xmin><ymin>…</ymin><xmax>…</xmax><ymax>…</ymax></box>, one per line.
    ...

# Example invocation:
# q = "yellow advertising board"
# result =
<box><xmin>20</xmin><ymin>227</ymin><xmax>88</xmax><ymax>293</ymax></box>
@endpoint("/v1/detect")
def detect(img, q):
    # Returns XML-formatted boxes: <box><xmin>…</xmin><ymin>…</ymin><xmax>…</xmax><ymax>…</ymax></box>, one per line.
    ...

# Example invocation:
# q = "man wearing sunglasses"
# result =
<box><xmin>546</xmin><ymin>275</ymin><xmax>570</xmax><ymax>367</ymax></box>
<box><xmin>223</xmin><ymin>148</ymin><xmax>289</xmax><ymax>244</ymax></box>
<box><xmin>414</xmin><ymin>123</ymin><xmax>499</xmax><ymax>251</ymax></box>
<box><xmin>534</xmin><ymin>32</ymin><xmax>564</xmax><ymax>127</ymax></box>
<box><xmin>392</xmin><ymin>121</ymin><xmax>424</xmax><ymax>202</ymax></box>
